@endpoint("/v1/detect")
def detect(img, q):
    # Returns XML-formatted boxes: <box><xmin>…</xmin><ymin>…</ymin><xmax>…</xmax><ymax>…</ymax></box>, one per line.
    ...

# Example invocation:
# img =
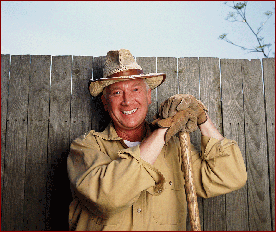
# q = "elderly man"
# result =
<box><xmin>67</xmin><ymin>49</ymin><xmax>247</xmax><ymax>231</ymax></box>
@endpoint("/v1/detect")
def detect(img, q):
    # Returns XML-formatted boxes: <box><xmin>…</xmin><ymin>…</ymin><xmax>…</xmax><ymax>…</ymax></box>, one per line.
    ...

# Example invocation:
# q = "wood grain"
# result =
<box><xmin>200</xmin><ymin>57</ymin><xmax>226</xmax><ymax>231</ymax></box>
<box><xmin>46</xmin><ymin>55</ymin><xmax>72</xmax><ymax>230</ymax></box>
<box><xmin>70</xmin><ymin>56</ymin><xmax>93</xmax><ymax>141</ymax></box>
<box><xmin>180</xmin><ymin>132</ymin><xmax>201</xmax><ymax>231</ymax></box>
<box><xmin>221</xmin><ymin>59</ymin><xmax>248</xmax><ymax>231</ymax></box>
<box><xmin>91</xmin><ymin>56</ymin><xmax>110</xmax><ymax>132</ymax></box>
<box><xmin>1</xmin><ymin>54</ymin><xmax>10</xmax><ymax>195</ymax></box>
<box><xmin>242</xmin><ymin>59</ymin><xmax>271</xmax><ymax>230</ymax></box>
<box><xmin>156</xmin><ymin>57</ymin><xmax>178</xmax><ymax>105</ymax></box>
<box><xmin>2</xmin><ymin>55</ymin><xmax>30</xmax><ymax>230</ymax></box>
<box><xmin>22</xmin><ymin>55</ymin><xmax>51</xmax><ymax>230</ymax></box>
<box><xmin>262</xmin><ymin>58</ymin><xmax>275</xmax><ymax>231</ymax></box>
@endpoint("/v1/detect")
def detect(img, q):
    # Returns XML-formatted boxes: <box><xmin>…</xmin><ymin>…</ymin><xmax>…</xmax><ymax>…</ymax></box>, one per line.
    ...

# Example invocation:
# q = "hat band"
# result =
<box><xmin>107</xmin><ymin>69</ymin><xmax>144</xmax><ymax>78</ymax></box>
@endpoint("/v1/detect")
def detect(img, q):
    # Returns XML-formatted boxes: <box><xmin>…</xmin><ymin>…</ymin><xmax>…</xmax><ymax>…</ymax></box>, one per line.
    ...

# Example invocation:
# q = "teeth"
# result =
<box><xmin>123</xmin><ymin>108</ymin><xmax>137</xmax><ymax>115</ymax></box>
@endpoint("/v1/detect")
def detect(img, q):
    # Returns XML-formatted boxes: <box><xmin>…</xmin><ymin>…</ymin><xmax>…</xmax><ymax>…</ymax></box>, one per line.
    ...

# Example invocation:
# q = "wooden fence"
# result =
<box><xmin>1</xmin><ymin>54</ymin><xmax>274</xmax><ymax>231</ymax></box>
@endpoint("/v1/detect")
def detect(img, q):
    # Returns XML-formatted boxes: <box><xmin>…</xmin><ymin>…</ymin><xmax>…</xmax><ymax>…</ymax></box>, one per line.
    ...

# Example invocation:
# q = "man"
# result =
<box><xmin>67</xmin><ymin>49</ymin><xmax>247</xmax><ymax>231</ymax></box>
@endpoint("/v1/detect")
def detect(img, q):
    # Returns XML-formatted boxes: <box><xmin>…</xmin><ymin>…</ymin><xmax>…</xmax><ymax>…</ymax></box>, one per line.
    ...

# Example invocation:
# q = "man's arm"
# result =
<box><xmin>198</xmin><ymin>114</ymin><xmax>224</xmax><ymax>141</ymax></box>
<box><xmin>140</xmin><ymin>128</ymin><xmax>168</xmax><ymax>165</ymax></box>
<box><xmin>140</xmin><ymin>113</ymin><xmax>224</xmax><ymax>166</ymax></box>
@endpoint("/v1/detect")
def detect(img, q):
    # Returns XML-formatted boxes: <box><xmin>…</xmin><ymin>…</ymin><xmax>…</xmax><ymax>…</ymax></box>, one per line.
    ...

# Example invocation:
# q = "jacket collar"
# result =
<box><xmin>91</xmin><ymin>121</ymin><xmax>153</xmax><ymax>141</ymax></box>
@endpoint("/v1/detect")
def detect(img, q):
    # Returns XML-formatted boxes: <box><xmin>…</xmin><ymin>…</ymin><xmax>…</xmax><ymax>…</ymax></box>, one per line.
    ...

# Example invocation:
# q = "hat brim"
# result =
<box><xmin>89</xmin><ymin>73</ymin><xmax>166</xmax><ymax>97</ymax></box>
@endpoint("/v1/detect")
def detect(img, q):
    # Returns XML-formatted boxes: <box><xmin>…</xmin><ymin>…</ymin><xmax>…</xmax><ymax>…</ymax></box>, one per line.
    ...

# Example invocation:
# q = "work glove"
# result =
<box><xmin>152</xmin><ymin>94</ymin><xmax>208</xmax><ymax>143</ymax></box>
<box><xmin>158</xmin><ymin>94</ymin><xmax>208</xmax><ymax>125</ymax></box>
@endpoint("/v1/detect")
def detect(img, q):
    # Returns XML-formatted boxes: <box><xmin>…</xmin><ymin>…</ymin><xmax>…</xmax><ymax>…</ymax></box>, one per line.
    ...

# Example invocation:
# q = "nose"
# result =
<box><xmin>121</xmin><ymin>91</ymin><xmax>133</xmax><ymax>105</ymax></box>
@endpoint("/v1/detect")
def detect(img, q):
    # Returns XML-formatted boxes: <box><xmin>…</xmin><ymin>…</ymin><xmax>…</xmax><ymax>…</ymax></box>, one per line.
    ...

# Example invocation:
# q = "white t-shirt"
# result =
<box><xmin>123</xmin><ymin>140</ymin><xmax>141</xmax><ymax>148</ymax></box>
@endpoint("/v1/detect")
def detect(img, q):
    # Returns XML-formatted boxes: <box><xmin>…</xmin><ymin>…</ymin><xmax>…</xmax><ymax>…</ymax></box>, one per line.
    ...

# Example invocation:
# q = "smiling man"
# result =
<box><xmin>67</xmin><ymin>49</ymin><xmax>247</xmax><ymax>231</ymax></box>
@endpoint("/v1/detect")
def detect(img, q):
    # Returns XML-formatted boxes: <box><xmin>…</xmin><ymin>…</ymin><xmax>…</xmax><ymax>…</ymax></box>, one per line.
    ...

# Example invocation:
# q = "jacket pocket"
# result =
<box><xmin>152</xmin><ymin>189</ymin><xmax>186</xmax><ymax>225</ymax></box>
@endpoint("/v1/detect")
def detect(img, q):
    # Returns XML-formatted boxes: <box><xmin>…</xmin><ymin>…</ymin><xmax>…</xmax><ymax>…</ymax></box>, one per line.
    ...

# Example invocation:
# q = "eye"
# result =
<box><xmin>111</xmin><ymin>90</ymin><xmax>121</xmax><ymax>96</ymax></box>
<box><xmin>133</xmin><ymin>87</ymin><xmax>139</xmax><ymax>92</ymax></box>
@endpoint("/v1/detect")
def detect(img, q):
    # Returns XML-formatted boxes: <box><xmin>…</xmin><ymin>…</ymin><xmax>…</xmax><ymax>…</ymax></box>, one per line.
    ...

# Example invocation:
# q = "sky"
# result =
<box><xmin>1</xmin><ymin>1</ymin><xmax>275</xmax><ymax>60</ymax></box>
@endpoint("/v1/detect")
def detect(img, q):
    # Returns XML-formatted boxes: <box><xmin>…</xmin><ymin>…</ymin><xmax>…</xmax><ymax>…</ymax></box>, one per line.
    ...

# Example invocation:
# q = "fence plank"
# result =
<box><xmin>22</xmin><ymin>55</ymin><xmax>51</xmax><ymax>230</ymax></box>
<box><xmin>24</xmin><ymin>163</ymin><xmax>48</xmax><ymax>230</ymax></box>
<box><xmin>1</xmin><ymin>54</ymin><xmax>10</xmax><ymax>197</ymax></box>
<box><xmin>46</xmin><ymin>55</ymin><xmax>72</xmax><ymax>230</ymax></box>
<box><xmin>199</xmin><ymin>57</ymin><xmax>226</xmax><ymax>231</ymax></box>
<box><xmin>26</xmin><ymin>55</ymin><xmax>51</xmax><ymax>163</ymax></box>
<box><xmin>242</xmin><ymin>59</ymin><xmax>271</xmax><ymax>230</ymax></box>
<box><xmin>263</xmin><ymin>58</ymin><xmax>275</xmax><ymax>231</ymax></box>
<box><xmin>91</xmin><ymin>56</ymin><xmax>110</xmax><ymax>132</ymax></box>
<box><xmin>221</xmin><ymin>59</ymin><xmax>249</xmax><ymax>231</ymax></box>
<box><xmin>70</xmin><ymin>56</ymin><xmax>93</xmax><ymax>141</ymax></box>
<box><xmin>2</xmin><ymin>55</ymin><xmax>30</xmax><ymax>230</ymax></box>
<box><xmin>136</xmin><ymin>57</ymin><xmax>157</xmax><ymax>122</ymax></box>
<box><xmin>156</xmin><ymin>57</ymin><xmax>178</xmax><ymax>106</ymax></box>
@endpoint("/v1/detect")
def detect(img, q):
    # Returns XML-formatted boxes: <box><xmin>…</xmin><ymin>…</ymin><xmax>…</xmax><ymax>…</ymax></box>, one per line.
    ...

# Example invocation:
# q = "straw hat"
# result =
<box><xmin>89</xmin><ymin>49</ymin><xmax>166</xmax><ymax>97</ymax></box>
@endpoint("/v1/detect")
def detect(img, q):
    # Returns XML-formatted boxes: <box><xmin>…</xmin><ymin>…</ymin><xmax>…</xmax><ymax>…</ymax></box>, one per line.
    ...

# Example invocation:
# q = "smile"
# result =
<box><xmin>122</xmin><ymin>108</ymin><xmax>138</xmax><ymax>115</ymax></box>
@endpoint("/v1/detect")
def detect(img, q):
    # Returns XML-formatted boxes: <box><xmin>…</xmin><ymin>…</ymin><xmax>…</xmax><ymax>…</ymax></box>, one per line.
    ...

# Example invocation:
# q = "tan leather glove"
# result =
<box><xmin>152</xmin><ymin>109</ymin><xmax>198</xmax><ymax>143</ymax></box>
<box><xmin>157</xmin><ymin>94</ymin><xmax>208</xmax><ymax>125</ymax></box>
<box><xmin>152</xmin><ymin>94</ymin><xmax>208</xmax><ymax>143</ymax></box>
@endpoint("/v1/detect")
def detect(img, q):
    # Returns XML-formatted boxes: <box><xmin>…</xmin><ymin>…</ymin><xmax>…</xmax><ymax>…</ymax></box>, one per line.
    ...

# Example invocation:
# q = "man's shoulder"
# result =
<box><xmin>71</xmin><ymin>129</ymin><xmax>99</xmax><ymax>148</ymax></box>
<box><xmin>71</xmin><ymin>123</ymin><xmax>121</xmax><ymax>146</ymax></box>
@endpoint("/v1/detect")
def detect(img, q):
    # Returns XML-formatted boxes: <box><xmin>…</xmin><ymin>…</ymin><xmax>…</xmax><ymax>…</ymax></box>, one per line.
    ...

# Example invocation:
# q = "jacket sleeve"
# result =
<box><xmin>191</xmin><ymin>135</ymin><xmax>247</xmax><ymax>198</ymax></box>
<box><xmin>67</xmin><ymin>133</ymin><xmax>165</xmax><ymax>217</ymax></box>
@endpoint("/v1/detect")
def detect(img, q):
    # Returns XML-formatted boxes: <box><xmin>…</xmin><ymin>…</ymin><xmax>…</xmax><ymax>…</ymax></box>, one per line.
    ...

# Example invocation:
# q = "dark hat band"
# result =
<box><xmin>107</xmin><ymin>69</ymin><xmax>143</xmax><ymax>78</ymax></box>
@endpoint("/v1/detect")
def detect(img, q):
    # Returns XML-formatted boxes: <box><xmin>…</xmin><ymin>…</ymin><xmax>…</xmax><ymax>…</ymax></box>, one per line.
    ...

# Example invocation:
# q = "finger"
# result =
<box><xmin>177</xmin><ymin>95</ymin><xmax>196</xmax><ymax>111</ymax></box>
<box><xmin>168</xmin><ymin>97</ymin><xmax>183</xmax><ymax>117</ymax></box>
<box><xmin>161</xmin><ymin>97</ymin><xmax>174</xmax><ymax>118</ymax></box>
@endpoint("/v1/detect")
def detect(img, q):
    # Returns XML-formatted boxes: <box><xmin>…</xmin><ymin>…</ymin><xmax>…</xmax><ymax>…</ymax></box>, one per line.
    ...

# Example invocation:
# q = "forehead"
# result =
<box><xmin>107</xmin><ymin>79</ymin><xmax>146</xmax><ymax>90</ymax></box>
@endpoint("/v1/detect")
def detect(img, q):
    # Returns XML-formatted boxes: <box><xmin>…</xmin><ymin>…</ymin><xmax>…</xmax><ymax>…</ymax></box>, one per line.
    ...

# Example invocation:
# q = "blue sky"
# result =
<box><xmin>1</xmin><ymin>1</ymin><xmax>275</xmax><ymax>60</ymax></box>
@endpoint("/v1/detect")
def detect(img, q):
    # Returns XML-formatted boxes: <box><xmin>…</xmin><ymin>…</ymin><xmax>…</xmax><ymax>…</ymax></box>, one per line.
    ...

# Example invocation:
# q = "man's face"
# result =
<box><xmin>101</xmin><ymin>79</ymin><xmax>152</xmax><ymax>131</ymax></box>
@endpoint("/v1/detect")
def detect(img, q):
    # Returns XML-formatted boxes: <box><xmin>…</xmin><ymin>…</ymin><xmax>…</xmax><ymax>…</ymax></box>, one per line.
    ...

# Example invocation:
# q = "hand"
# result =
<box><xmin>152</xmin><ymin>109</ymin><xmax>198</xmax><ymax>143</ymax></box>
<box><xmin>156</xmin><ymin>94</ymin><xmax>208</xmax><ymax>125</ymax></box>
<box><xmin>152</xmin><ymin>94</ymin><xmax>208</xmax><ymax>143</ymax></box>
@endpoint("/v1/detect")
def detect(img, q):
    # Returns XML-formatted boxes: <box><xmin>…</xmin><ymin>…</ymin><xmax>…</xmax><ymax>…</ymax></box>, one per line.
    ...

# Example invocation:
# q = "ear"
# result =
<box><xmin>147</xmin><ymin>88</ymin><xmax>152</xmax><ymax>105</ymax></box>
<box><xmin>101</xmin><ymin>94</ymin><xmax>108</xmax><ymax>111</ymax></box>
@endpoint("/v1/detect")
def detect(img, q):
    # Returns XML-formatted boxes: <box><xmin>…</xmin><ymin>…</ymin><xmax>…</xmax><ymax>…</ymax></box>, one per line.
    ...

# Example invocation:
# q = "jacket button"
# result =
<box><xmin>169</xmin><ymin>181</ymin><xmax>173</xmax><ymax>185</ymax></box>
<box><xmin>137</xmin><ymin>208</ymin><xmax>142</xmax><ymax>213</ymax></box>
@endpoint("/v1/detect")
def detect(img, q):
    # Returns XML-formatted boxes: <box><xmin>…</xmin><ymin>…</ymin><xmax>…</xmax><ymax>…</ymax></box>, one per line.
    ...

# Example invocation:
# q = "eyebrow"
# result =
<box><xmin>109</xmin><ymin>82</ymin><xmax>144</xmax><ymax>91</ymax></box>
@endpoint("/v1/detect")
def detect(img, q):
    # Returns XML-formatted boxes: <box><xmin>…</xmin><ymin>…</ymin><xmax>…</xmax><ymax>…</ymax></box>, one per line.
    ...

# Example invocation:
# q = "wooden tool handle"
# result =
<box><xmin>179</xmin><ymin>131</ymin><xmax>201</xmax><ymax>231</ymax></box>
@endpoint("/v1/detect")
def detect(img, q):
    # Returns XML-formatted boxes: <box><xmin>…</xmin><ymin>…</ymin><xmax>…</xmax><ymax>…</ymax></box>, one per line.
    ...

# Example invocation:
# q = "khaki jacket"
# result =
<box><xmin>67</xmin><ymin>122</ymin><xmax>247</xmax><ymax>231</ymax></box>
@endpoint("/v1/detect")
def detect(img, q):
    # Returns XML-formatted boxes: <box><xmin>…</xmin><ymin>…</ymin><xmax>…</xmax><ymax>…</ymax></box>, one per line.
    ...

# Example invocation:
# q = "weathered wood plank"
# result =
<box><xmin>23</xmin><ymin>163</ymin><xmax>48</xmax><ymax>230</ymax></box>
<box><xmin>2</xmin><ymin>55</ymin><xmax>30</xmax><ymax>230</ymax></box>
<box><xmin>1</xmin><ymin>54</ymin><xmax>10</xmax><ymax>197</ymax></box>
<box><xmin>70</xmin><ymin>56</ymin><xmax>93</xmax><ymax>142</ymax></box>
<box><xmin>263</xmin><ymin>58</ymin><xmax>275</xmax><ymax>231</ymax></box>
<box><xmin>136</xmin><ymin>57</ymin><xmax>157</xmax><ymax>123</ymax></box>
<box><xmin>46</xmin><ymin>55</ymin><xmax>72</xmax><ymax>230</ymax></box>
<box><xmin>91</xmin><ymin>56</ymin><xmax>110</xmax><ymax>132</ymax></box>
<box><xmin>200</xmin><ymin>57</ymin><xmax>226</xmax><ymax>231</ymax></box>
<box><xmin>26</xmin><ymin>55</ymin><xmax>51</xmax><ymax>163</ymax></box>
<box><xmin>242</xmin><ymin>59</ymin><xmax>271</xmax><ymax>230</ymax></box>
<box><xmin>178</xmin><ymin>57</ymin><xmax>203</xmax><ymax>230</ymax></box>
<box><xmin>156</xmin><ymin>57</ymin><xmax>178</xmax><ymax>106</ymax></box>
<box><xmin>48</xmin><ymin>55</ymin><xmax>72</xmax><ymax>164</ymax></box>
<box><xmin>221</xmin><ymin>59</ymin><xmax>249</xmax><ymax>231</ymax></box>
<box><xmin>22</xmin><ymin>55</ymin><xmax>51</xmax><ymax>230</ymax></box>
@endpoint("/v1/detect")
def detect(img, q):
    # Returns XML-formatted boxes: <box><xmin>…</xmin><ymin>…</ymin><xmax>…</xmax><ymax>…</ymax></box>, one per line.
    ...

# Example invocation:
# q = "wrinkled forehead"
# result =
<box><xmin>106</xmin><ymin>78</ymin><xmax>147</xmax><ymax>91</ymax></box>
